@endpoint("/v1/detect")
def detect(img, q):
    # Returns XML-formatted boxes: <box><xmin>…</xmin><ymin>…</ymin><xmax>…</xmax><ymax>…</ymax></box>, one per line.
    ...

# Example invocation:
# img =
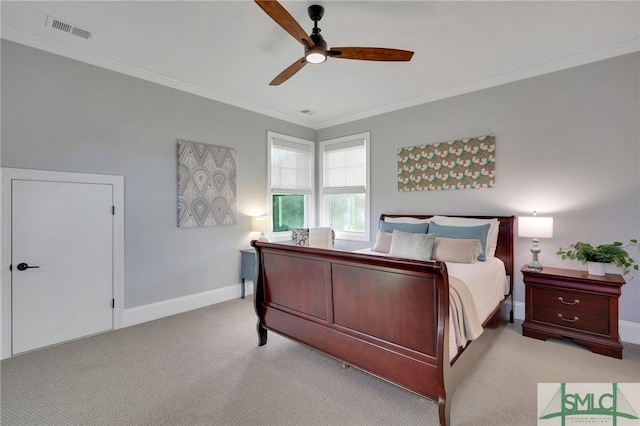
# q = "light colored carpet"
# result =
<box><xmin>1</xmin><ymin>298</ymin><xmax>639</xmax><ymax>426</ymax></box>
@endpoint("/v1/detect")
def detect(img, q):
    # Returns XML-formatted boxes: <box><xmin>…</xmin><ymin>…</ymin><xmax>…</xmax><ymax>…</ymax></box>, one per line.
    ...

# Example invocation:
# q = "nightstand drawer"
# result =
<box><xmin>532</xmin><ymin>305</ymin><xmax>609</xmax><ymax>335</ymax></box>
<box><xmin>532</xmin><ymin>287</ymin><xmax>608</xmax><ymax>315</ymax></box>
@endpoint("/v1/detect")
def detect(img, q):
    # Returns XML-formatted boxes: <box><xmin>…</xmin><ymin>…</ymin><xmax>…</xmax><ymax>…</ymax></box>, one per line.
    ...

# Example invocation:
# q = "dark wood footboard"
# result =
<box><xmin>251</xmin><ymin>215</ymin><xmax>514</xmax><ymax>426</ymax></box>
<box><xmin>252</xmin><ymin>243</ymin><xmax>450</xmax><ymax>400</ymax></box>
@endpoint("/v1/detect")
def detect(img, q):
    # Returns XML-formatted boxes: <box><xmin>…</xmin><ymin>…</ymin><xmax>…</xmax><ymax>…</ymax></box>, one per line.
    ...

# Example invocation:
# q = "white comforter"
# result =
<box><xmin>446</xmin><ymin>258</ymin><xmax>508</xmax><ymax>356</ymax></box>
<box><xmin>446</xmin><ymin>257</ymin><xmax>509</xmax><ymax>324</ymax></box>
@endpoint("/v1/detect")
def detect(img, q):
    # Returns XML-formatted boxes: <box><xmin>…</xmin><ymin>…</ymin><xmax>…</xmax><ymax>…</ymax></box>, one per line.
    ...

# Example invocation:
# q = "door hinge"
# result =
<box><xmin>112</xmin><ymin>298</ymin><xmax>115</xmax><ymax>309</ymax></box>
<box><xmin>112</xmin><ymin>205</ymin><xmax>115</xmax><ymax>215</ymax></box>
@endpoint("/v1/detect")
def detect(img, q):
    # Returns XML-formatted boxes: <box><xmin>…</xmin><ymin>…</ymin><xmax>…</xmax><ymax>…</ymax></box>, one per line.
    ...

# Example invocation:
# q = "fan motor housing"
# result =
<box><xmin>308</xmin><ymin>5</ymin><xmax>324</xmax><ymax>22</ymax></box>
<box><xmin>309</xmin><ymin>33</ymin><xmax>327</xmax><ymax>50</ymax></box>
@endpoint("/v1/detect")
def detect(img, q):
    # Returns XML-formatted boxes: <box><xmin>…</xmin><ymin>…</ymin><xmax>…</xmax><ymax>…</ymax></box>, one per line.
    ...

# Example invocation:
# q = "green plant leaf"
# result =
<box><xmin>556</xmin><ymin>239</ymin><xmax>639</xmax><ymax>279</ymax></box>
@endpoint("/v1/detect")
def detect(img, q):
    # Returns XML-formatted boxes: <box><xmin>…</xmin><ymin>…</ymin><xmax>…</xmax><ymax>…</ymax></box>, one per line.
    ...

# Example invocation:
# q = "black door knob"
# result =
<box><xmin>16</xmin><ymin>263</ymin><xmax>40</xmax><ymax>271</ymax></box>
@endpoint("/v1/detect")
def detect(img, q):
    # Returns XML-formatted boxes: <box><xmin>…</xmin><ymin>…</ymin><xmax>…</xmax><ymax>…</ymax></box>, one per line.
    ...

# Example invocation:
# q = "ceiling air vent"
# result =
<box><xmin>45</xmin><ymin>15</ymin><xmax>92</xmax><ymax>40</ymax></box>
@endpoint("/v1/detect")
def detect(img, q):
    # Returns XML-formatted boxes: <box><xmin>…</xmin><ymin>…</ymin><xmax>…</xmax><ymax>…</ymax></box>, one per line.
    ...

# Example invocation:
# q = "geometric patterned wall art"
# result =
<box><xmin>397</xmin><ymin>134</ymin><xmax>495</xmax><ymax>191</ymax></box>
<box><xmin>177</xmin><ymin>139</ymin><xmax>237</xmax><ymax>227</ymax></box>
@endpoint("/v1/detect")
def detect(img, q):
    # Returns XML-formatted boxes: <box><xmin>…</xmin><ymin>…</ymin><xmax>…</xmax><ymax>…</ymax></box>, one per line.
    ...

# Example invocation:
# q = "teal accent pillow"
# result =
<box><xmin>379</xmin><ymin>220</ymin><xmax>429</xmax><ymax>234</ymax></box>
<box><xmin>428</xmin><ymin>222</ymin><xmax>491</xmax><ymax>261</ymax></box>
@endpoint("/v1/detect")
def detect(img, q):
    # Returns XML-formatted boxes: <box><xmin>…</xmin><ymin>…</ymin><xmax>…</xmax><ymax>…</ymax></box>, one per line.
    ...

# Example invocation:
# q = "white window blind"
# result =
<box><xmin>323</xmin><ymin>140</ymin><xmax>366</xmax><ymax>191</ymax></box>
<box><xmin>271</xmin><ymin>137</ymin><xmax>313</xmax><ymax>194</ymax></box>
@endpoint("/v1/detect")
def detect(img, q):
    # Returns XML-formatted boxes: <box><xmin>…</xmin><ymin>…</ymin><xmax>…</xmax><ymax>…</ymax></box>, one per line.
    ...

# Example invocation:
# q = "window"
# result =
<box><xmin>320</xmin><ymin>132</ymin><xmax>370</xmax><ymax>241</ymax></box>
<box><xmin>268</xmin><ymin>132</ymin><xmax>314</xmax><ymax>238</ymax></box>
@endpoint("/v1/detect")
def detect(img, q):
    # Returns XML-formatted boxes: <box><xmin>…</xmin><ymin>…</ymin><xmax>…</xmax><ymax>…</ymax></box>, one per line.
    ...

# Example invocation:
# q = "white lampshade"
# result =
<box><xmin>251</xmin><ymin>216</ymin><xmax>272</xmax><ymax>233</ymax></box>
<box><xmin>518</xmin><ymin>216</ymin><xmax>554</xmax><ymax>238</ymax></box>
<box><xmin>252</xmin><ymin>215</ymin><xmax>272</xmax><ymax>242</ymax></box>
<box><xmin>251</xmin><ymin>216</ymin><xmax>271</xmax><ymax>241</ymax></box>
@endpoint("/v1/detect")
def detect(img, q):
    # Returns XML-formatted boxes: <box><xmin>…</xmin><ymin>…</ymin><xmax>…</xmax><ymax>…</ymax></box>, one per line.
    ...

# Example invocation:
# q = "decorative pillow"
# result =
<box><xmin>291</xmin><ymin>228</ymin><xmax>335</xmax><ymax>247</ymax></box>
<box><xmin>431</xmin><ymin>216</ymin><xmax>500</xmax><ymax>258</ymax></box>
<box><xmin>291</xmin><ymin>228</ymin><xmax>309</xmax><ymax>246</ymax></box>
<box><xmin>371</xmin><ymin>230</ymin><xmax>393</xmax><ymax>253</ymax></box>
<box><xmin>432</xmin><ymin>238</ymin><xmax>481</xmax><ymax>263</ymax></box>
<box><xmin>383</xmin><ymin>216</ymin><xmax>431</xmax><ymax>224</ymax></box>
<box><xmin>428</xmin><ymin>222</ymin><xmax>491</xmax><ymax>261</ymax></box>
<box><xmin>379</xmin><ymin>220</ymin><xmax>429</xmax><ymax>234</ymax></box>
<box><xmin>389</xmin><ymin>230</ymin><xmax>436</xmax><ymax>261</ymax></box>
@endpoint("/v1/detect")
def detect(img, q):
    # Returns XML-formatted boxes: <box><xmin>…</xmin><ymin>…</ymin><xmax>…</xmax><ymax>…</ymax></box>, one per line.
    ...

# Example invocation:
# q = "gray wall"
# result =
<box><xmin>320</xmin><ymin>52</ymin><xmax>640</xmax><ymax>323</ymax></box>
<box><xmin>3</xmin><ymin>40</ymin><xmax>639</xmax><ymax>324</ymax></box>
<box><xmin>1</xmin><ymin>40</ymin><xmax>315</xmax><ymax>308</ymax></box>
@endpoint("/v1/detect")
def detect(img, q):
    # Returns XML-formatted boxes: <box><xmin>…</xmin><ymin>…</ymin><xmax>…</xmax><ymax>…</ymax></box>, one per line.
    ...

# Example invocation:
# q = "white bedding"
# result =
<box><xmin>354</xmin><ymin>248</ymin><xmax>508</xmax><ymax>358</ymax></box>
<box><xmin>446</xmin><ymin>257</ymin><xmax>509</xmax><ymax>322</ymax></box>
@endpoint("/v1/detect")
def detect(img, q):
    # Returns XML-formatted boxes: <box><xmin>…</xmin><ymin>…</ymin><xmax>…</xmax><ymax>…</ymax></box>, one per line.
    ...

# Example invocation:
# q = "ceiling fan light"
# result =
<box><xmin>306</xmin><ymin>51</ymin><xmax>326</xmax><ymax>64</ymax></box>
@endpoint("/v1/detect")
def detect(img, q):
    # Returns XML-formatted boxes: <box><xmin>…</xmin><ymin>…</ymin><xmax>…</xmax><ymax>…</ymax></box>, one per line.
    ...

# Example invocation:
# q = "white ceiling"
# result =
<box><xmin>2</xmin><ymin>1</ymin><xmax>639</xmax><ymax>129</ymax></box>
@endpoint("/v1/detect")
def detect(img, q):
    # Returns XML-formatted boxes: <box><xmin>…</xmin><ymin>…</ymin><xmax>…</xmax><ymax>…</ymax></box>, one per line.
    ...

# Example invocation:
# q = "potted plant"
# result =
<box><xmin>556</xmin><ymin>239</ymin><xmax>639</xmax><ymax>278</ymax></box>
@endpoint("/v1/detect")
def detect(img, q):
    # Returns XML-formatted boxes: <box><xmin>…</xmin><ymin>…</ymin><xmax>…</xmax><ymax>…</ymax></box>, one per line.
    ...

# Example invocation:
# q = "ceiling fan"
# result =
<box><xmin>255</xmin><ymin>1</ymin><xmax>414</xmax><ymax>86</ymax></box>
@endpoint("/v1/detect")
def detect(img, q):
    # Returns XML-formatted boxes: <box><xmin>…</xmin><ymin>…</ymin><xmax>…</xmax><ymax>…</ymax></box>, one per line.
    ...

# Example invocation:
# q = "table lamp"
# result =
<box><xmin>252</xmin><ymin>215</ymin><xmax>272</xmax><ymax>242</ymax></box>
<box><xmin>518</xmin><ymin>213</ymin><xmax>554</xmax><ymax>270</ymax></box>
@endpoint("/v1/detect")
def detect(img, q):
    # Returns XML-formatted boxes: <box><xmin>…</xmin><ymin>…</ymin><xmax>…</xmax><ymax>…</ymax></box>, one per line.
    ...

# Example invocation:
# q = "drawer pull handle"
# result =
<box><xmin>558</xmin><ymin>314</ymin><xmax>579</xmax><ymax>322</ymax></box>
<box><xmin>558</xmin><ymin>296</ymin><xmax>579</xmax><ymax>305</ymax></box>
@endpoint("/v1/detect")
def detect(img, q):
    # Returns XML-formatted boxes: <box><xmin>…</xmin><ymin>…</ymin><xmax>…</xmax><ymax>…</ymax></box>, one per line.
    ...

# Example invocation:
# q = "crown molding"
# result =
<box><xmin>2</xmin><ymin>25</ymin><xmax>638</xmax><ymax>131</ymax></box>
<box><xmin>315</xmin><ymin>39</ymin><xmax>640</xmax><ymax>130</ymax></box>
<box><xmin>1</xmin><ymin>26</ymin><xmax>316</xmax><ymax>129</ymax></box>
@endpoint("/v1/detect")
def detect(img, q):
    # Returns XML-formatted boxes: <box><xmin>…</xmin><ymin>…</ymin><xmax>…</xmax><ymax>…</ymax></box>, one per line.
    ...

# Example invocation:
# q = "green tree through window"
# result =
<box><xmin>272</xmin><ymin>194</ymin><xmax>304</xmax><ymax>232</ymax></box>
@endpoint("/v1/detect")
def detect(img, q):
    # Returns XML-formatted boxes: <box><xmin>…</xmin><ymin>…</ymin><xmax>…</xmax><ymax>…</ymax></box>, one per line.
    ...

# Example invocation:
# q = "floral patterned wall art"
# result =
<box><xmin>177</xmin><ymin>139</ymin><xmax>237</xmax><ymax>227</ymax></box>
<box><xmin>397</xmin><ymin>135</ymin><xmax>495</xmax><ymax>191</ymax></box>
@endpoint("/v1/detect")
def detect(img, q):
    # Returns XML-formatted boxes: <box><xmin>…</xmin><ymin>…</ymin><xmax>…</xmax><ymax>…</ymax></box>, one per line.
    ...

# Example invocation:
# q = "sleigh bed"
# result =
<box><xmin>251</xmin><ymin>214</ymin><xmax>514</xmax><ymax>426</ymax></box>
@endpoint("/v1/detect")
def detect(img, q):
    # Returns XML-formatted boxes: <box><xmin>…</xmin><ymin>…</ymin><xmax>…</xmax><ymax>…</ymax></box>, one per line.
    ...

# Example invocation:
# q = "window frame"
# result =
<box><xmin>267</xmin><ymin>131</ymin><xmax>315</xmax><ymax>241</ymax></box>
<box><xmin>319</xmin><ymin>132</ymin><xmax>370</xmax><ymax>242</ymax></box>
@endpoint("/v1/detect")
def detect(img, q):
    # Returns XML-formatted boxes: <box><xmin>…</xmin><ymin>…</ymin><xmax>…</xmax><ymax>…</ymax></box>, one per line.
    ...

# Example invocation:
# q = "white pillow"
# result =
<box><xmin>431</xmin><ymin>216</ymin><xmax>499</xmax><ymax>258</ymax></box>
<box><xmin>389</xmin><ymin>230</ymin><xmax>435</xmax><ymax>261</ymax></box>
<box><xmin>371</xmin><ymin>230</ymin><xmax>392</xmax><ymax>253</ymax></box>
<box><xmin>384</xmin><ymin>216</ymin><xmax>431</xmax><ymax>224</ymax></box>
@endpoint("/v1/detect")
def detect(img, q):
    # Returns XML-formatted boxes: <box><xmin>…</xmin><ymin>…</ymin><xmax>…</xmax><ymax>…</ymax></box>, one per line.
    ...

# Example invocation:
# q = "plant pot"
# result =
<box><xmin>587</xmin><ymin>261</ymin><xmax>607</xmax><ymax>276</ymax></box>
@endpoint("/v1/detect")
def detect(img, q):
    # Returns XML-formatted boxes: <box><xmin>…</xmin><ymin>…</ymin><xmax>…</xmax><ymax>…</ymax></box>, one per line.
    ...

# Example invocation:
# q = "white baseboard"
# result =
<box><xmin>123</xmin><ymin>282</ymin><xmax>253</xmax><ymax>328</ymax></box>
<box><xmin>124</xmin><ymin>291</ymin><xmax>638</xmax><ymax>345</ymax></box>
<box><xmin>619</xmin><ymin>320</ymin><xmax>640</xmax><ymax>346</ymax></box>
<box><xmin>511</xmin><ymin>301</ymin><xmax>639</xmax><ymax>345</ymax></box>
<box><xmin>513</xmin><ymin>301</ymin><xmax>526</xmax><ymax>323</ymax></box>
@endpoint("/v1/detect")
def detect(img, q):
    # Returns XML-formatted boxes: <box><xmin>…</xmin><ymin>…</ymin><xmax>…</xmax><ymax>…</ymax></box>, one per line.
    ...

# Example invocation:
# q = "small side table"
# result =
<box><xmin>240</xmin><ymin>249</ymin><xmax>256</xmax><ymax>299</ymax></box>
<box><xmin>521</xmin><ymin>265</ymin><xmax>625</xmax><ymax>359</ymax></box>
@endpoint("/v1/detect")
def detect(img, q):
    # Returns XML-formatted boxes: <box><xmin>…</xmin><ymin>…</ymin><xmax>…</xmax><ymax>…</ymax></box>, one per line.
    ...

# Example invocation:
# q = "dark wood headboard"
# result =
<box><xmin>379</xmin><ymin>214</ymin><xmax>515</xmax><ymax>293</ymax></box>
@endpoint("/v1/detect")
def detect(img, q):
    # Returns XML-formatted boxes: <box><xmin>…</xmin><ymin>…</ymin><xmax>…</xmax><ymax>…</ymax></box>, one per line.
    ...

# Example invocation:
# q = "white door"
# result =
<box><xmin>12</xmin><ymin>179</ymin><xmax>114</xmax><ymax>354</ymax></box>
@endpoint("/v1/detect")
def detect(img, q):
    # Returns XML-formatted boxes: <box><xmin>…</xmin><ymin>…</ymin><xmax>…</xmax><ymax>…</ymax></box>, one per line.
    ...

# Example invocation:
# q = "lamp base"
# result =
<box><xmin>528</xmin><ymin>238</ymin><xmax>543</xmax><ymax>270</ymax></box>
<box><xmin>526</xmin><ymin>261</ymin><xmax>543</xmax><ymax>271</ymax></box>
<box><xmin>258</xmin><ymin>232</ymin><xmax>269</xmax><ymax>242</ymax></box>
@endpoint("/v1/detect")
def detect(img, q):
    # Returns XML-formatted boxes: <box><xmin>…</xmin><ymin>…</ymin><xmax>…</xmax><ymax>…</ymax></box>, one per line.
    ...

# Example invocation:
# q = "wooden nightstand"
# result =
<box><xmin>521</xmin><ymin>265</ymin><xmax>625</xmax><ymax>359</ymax></box>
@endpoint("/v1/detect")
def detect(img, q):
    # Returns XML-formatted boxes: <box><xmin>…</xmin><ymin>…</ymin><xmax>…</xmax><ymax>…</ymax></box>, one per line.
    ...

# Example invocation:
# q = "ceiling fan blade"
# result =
<box><xmin>328</xmin><ymin>47</ymin><xmax>414</xmax><ymax>62</ymax></box>
<box><xmin>255</xmin><ymin>0</ymin><xmax>314</xmax><ymax>48</ymax></box>
<box><xmin>270</xmin><ymin>57</ymin><xmax>308</xmax><ymax>86</ymax></box>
